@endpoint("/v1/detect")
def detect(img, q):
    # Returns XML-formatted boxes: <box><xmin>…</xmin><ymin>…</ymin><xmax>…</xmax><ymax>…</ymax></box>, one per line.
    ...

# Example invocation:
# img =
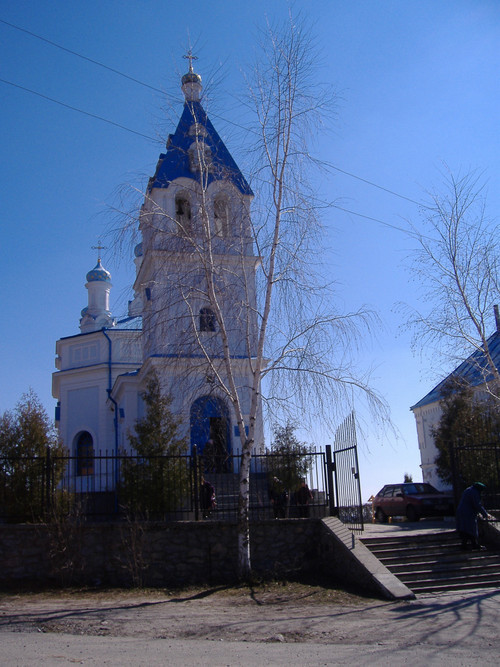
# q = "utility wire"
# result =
<box><xmin>0</xmin><ymin>15</ymin><xmax>430</xmax><ymax>211</ymax></box>
<box><xmin>0</xmin><ymin>77</ymin><xmax>159</xmax><ymax>142</ymax></box>
<box><xmin>0</xmin><ymin>18</ymin><xmax>430</xmax><ymax>233</ymax></box>
<box><xmin>0</xmin><ymin>75</ymin><xmax>419</xmax><ymax>234</ymax></box>
<box><xmin>0</xmin><ymin>17</ymin><xmax>169</xmax><ymax>97</ymax></box>
<box><xmin>324</xmin><ymin>161</ymin><xmax>427</xmax><ymax>208</ymax></box>
<box><xmin>0</xmin><ymin>16</ymin><xmax>252</xmax><ymax>135</ymax></box>
<box><xmin>330</xmin><ymin>204</ymin><xmax>413</xmax><ymax>235</ymax></box>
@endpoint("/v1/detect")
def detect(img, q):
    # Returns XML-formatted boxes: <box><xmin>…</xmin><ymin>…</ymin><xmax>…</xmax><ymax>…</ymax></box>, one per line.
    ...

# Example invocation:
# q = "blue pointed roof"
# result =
<box><xmin>411</xmin><ymin>330</ymin><xmax>500</xmax><ymax>410</ymax></box>
<box><xmin>148</xmin><ymin>100</ymin><xmax>253</xmax><ymax>196</ymax></box>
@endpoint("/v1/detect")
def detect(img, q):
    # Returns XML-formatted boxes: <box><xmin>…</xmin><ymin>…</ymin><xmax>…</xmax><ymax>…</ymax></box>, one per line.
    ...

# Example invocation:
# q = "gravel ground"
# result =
<box><xmin>1</xmin><ymin>583</ymin><xmax>499</xmax><ymax>665</ymax></box>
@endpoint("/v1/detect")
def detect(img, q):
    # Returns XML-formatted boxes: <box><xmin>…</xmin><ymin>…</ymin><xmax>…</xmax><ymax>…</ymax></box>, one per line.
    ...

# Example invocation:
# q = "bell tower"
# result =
<box><xmin>129</xmin><ymin>60</ymin><xmax>262</xmax><ymax>456</ymax></box>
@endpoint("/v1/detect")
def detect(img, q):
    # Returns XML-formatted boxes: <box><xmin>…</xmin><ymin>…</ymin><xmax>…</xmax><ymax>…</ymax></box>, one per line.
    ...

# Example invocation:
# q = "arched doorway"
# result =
<box><xmin>75</xmin><ymin>431</ymin><xmax>94</xmax><ymax>477</ymax></box>
<box><xmin>190</xmin><ymin>396</ymin><xmax>231</xmax><ymax>472</ymax></box>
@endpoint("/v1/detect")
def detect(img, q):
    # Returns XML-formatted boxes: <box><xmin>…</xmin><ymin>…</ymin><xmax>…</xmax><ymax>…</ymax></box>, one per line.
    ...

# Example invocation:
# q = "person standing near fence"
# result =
<box><xmin>295</xmin><ymin>478</ymin><xmax>313</xmax><ymax>517</ymax></box>
<box><xmin>269</xmin><ymin>477</ymin><xmax>287</xmax><ymax>518</ymax></box>
<box><xmin>456</xmin><ymin>482</ymin><xmax>491</xmax><ymax>550</ymax></box>
<box><xmin>200</xmin><ymin>476</ymin><xmax>216</xmax><ymax>519</ymax></box>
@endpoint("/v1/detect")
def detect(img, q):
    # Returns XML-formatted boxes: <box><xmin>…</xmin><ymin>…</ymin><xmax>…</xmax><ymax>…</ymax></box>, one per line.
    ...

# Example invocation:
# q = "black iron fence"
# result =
<box><xmin>450</xmin><ymin>441</ymin><xmax>500</xmax><ymax>510</ymax></box>
<box><xmin>0</xmin><ymin>448</ymin><xmax>331</xmax><ymax>523</ymax></box>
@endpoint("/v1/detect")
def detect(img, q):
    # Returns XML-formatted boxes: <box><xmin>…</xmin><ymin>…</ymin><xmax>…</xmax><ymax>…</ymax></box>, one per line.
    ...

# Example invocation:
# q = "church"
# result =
<box><xmin>52</xmin><ymin>62</ymin><xmax>264</xmax><ymax>485</ymax></box>
<box><xmin>411</xmin><ymin>310</ymin><xmax>500</xmax><ymax>490</ymax></box>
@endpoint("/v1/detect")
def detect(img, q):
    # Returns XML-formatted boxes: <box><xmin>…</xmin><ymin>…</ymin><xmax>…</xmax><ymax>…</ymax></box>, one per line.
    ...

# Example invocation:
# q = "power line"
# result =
<box><xmin>0</xmin><ymin>16</ymin><xmax>254</xmax><ymax>135</ymax></box>
<box><xmin>0</xmin><ymin>77</ymin><xmax>159</xmax><ymax>142</ymax></box>
<box><xmin>331</xmin><ymin>204</ymin><xmax>413</xmax><ymax>235</ymax></box>
<box><xmin>0</xmin><ymin>75</ymin><xmax>418</xmax><ymax>235</ymax></box>
<box><xmin>0</xmin><ymin>16</ymin><xmax>429</xmax><ymax>212</ymax></box>
<box><xmin>324</xmin><ymin>161</ymin><xmax>428</xmax><ymax>209</ymax></box>
<box><xmin>0</xmin><ymin>17</ymin><xmax>169</xmax><ymax>97</ymax></box>
<box><xmin>0</xmin><ymin>21</ymin><xmax>429</xmax><ymax>231</ymax></box>
<box><xmin>0</xmin><ymin>16</ymin><xmax>433</xmax><ymax>212</ymax></box>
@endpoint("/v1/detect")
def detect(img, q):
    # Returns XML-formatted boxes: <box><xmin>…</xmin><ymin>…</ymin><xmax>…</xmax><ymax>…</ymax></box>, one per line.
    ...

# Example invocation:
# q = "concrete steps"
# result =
<box><xmin>361</xmin><ymin>529</ymin><xmax>500</xmax><ymax>594</ymax></box>
<box><xmin>202</xmin><ymin>472</ymin><xmax>275</xmax><ymax>520</ymax></box>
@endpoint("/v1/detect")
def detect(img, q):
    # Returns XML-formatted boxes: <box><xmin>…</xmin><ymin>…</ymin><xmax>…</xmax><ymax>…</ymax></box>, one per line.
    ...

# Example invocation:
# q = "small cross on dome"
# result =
<box><xmin>92</xmin><ymin>240</ymin><xmax>107</xmax><ymax>262</ymax></box>
<box><xmin>183</xmin><ymin>49</ymin><xmax>198</xmax><ymax>73</ymax></box>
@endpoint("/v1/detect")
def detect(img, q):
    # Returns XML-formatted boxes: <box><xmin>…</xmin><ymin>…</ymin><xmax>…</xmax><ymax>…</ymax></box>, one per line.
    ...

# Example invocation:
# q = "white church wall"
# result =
<box><xmin>64</xmin><ymin>385</ymin><xmax>101</xmax><ymax>461</ymax></box>
<box><xmin>412</xmin><ymin>402</ymin><xmax>448</xmax><ymax>490</ymax></box>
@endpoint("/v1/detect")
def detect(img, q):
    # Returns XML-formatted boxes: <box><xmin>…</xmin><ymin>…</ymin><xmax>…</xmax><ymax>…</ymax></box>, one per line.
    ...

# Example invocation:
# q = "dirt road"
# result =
<box><xmin>1</xmin><ymin>584</ymin><xmax>499</xmax><ymax>665</ymax></box>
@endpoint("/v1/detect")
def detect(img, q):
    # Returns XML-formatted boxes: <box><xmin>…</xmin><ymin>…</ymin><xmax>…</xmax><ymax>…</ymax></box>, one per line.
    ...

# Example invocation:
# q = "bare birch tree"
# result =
<box><xmin>406</xmin><ymin>169</ymin><xmax>500</xmax><ymax>399</ymax></box>
<box><xmin>116</xmin><ymin>16</ymin><xmax>388</xmax><ymax>579</ymax></box>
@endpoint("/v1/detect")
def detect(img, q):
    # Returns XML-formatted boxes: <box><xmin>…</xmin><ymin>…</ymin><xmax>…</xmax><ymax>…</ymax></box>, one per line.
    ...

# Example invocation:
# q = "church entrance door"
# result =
<box><xmin>190</xmin><ymin>396</ymin><xmax>231</xmax><ymax>472</ymax></box>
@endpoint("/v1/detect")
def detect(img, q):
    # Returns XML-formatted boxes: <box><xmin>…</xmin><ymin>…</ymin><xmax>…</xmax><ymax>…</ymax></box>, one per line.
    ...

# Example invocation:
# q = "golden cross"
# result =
<box><xmin>183</xmin><ymin>49</ymin><xmax>198</xmax><ymax>72</ymax></box>
<box><xmin>92</xmin><ymin>240</ymin><xmax>107</xmax><ymax>262</ymax></box>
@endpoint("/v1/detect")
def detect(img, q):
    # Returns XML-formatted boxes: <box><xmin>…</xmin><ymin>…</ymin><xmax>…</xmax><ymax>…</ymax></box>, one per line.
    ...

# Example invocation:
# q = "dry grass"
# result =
<box><xmin>0</xmin><ymin>579</ymin><xmax>376</xmax><ymax>606</ymax></box>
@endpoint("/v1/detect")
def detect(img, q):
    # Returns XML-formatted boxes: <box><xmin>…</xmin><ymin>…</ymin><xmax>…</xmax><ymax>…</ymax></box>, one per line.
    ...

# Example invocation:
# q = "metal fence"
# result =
<box><xmin>0</xmin><ymin>448</ymin><xmax>331</xmax><ymax>523</ymax></box>
<box><xmin>450</xmin><ymin>441</ymin><xmax>500</xmax><ymax>510</ymax></box>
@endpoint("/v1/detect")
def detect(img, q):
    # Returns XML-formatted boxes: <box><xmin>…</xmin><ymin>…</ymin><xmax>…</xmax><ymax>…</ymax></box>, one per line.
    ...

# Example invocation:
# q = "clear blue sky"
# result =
<box><xmin>1</xmin><ymin>0</ymin><xmax>499</xmax><ymax>499</ymax></box>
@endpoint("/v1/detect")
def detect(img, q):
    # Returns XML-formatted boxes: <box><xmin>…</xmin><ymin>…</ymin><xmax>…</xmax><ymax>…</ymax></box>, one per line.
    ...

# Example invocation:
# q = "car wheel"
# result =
<box><xmin>375</xmin><ymin>508</ymin><xmax>387</xmax><ymax>523</ymax></box>
<box><xmin>406</xmin><ymin>505</ymin><xmax>419</xmax><ymax>522</ymax></box>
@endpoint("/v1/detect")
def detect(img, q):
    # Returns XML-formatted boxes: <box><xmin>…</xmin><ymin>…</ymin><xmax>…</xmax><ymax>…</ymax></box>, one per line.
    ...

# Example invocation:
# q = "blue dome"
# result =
<box><xmin>134</xmin><ymin>242</ymin><xmax>143</xmax><ymax>258</ymax></box>
<box><xmin>86</xmin><ymin>259</ymin><xmax>111</xmax><ymax>283</ymax></box>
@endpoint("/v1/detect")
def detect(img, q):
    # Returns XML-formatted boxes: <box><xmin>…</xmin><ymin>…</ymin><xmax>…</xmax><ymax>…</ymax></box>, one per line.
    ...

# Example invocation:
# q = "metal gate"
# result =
<box><xmin>326</xmin><ymin>411</ymin><xmax>364</xmax><ymax>531</ymax></box>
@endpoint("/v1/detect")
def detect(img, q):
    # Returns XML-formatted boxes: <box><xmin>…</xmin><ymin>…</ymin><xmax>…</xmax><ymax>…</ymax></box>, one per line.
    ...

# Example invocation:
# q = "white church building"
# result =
<box><xmin>411</xmin><ymin>315</ymin><xmax>500</xmax><ymax>490</ymax></box>
<box><xmin>52</xmin><ymin>63</ymin><xmax>264</xmax><ymax>484</ymax></box>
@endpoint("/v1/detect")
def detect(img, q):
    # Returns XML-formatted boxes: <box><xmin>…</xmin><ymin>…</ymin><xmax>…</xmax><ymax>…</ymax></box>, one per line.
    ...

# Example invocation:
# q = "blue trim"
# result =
<box><xmin>56</xmin><ymin>362</ymin><xmax>141</xmax><ymax>373</ymax></box>
<box><xmin>101</xmin><ymin>329</ymin><xmax>120</xmax><ymax>505</ymax></box>
<box><xmin>59</xmin><ymin>329</ymin><xmax>141</xmax><ymax>341</ymax></box>
<box><xmin>150</xmin><ymin>353</ymin><xmax>254</xmax><ymax>360</ymax></box>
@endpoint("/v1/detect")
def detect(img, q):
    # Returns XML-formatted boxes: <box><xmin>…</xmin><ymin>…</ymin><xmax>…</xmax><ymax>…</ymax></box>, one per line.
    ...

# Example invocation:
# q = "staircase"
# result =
<box><xmin>361</xmin><ymin>529</ymin><xmax>500</xmax><ymax>594</ymax></box>
<box><xmin>204</xmin><ymin>472</ymin><xmax>274</xmax><ymax>520</ymax></box>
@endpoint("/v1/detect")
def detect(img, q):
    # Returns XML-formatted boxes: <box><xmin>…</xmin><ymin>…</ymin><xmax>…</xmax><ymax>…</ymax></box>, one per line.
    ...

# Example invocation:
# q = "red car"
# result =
<box><xmin>373</xmin><ymin>483</ymin><xmax>454</xmax><ymax>522</ymax></box>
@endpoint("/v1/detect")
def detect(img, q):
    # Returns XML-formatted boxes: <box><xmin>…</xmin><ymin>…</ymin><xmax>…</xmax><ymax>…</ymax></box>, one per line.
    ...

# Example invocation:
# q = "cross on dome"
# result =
<box><xmin>92</xmin><ymin>240</ymin><xmax>107</xmax><ymax>262</ymax></box>
<box><xmin>181</xmin><ymin>51</ymin><xmax>202</xmax><ymax>102</ymax></box>
<box><xmin>183</xmin><ymin>49</ymin><xmax>198</xmax><ymax>73</ymax></box>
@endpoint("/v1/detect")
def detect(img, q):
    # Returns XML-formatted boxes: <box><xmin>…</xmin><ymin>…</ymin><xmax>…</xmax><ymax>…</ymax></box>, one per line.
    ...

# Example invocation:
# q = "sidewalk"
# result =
<box><xmin>361</xmin><ymin>517</ymin><xmax>457</xmax><ymax>538</ymax></box>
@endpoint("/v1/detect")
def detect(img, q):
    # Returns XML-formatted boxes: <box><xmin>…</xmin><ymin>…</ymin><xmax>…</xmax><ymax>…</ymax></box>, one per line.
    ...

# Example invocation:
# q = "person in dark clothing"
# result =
<box><xmin>456</xmin><ymin>482</ymin><xmax>491</xmax><ymax>550</ymax></box>
<box><xmin>200</xmin><ymin>476</ymin><xmax>216</xmax><ymax>519</ymax></box>
<box><xmin>269</xmin><ymin>476</ymin><xmax>287</xmax><ymax>518</ymax></box>
<box><xmin>295</xmin><ymin>478</ymin><xmax>313</xmax><ymax>517</ymax></box>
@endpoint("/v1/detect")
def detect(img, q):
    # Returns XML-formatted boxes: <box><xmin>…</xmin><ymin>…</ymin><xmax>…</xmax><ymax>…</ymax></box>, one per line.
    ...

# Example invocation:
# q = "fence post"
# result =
<box><xmin>325</xmin><ymin>445</ymin><xmax>337</xmax><ymax>516</ymax></box>
<box><xmin>44</xmin><ymin>445</ymin><xmax>51</xmax><ymax>521</ymax></box>
<box><xmin>193</xmin><ymin>445</ymin><xmax>200</xmax><ymax>521</ymax></box>
<box><xmin>352</xmin><ymin>442</ymin><xmax>364</xmax><ymax>529</ymax></box>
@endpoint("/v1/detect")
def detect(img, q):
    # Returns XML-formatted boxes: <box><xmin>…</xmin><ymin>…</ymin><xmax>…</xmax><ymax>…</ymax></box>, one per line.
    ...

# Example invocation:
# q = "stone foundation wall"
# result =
<box><xmin>0</xmin><ymin>520</ymin><xmax>322</xmax><ymax>589</ymax></box>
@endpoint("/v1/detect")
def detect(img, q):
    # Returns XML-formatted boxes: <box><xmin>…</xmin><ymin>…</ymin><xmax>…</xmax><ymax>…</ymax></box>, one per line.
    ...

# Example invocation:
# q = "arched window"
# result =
<box><xmin>175</xmin><ymin>195</ymin><xmax>192</xmax><ymax>234</ymax></box>
<box><xmin>214</xmin><ymin>197</ymin><xmax>229</xmax><ymax>237</ymax></box>
<box><xmin>199</xmin><ymin>307</ymin><xmax>216</xmax><ymax>332</ymax></box>
<box><xmin>76</xmin><ymin>431</ymin><xmax>94</xmax><ymax>476</ymax></box>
